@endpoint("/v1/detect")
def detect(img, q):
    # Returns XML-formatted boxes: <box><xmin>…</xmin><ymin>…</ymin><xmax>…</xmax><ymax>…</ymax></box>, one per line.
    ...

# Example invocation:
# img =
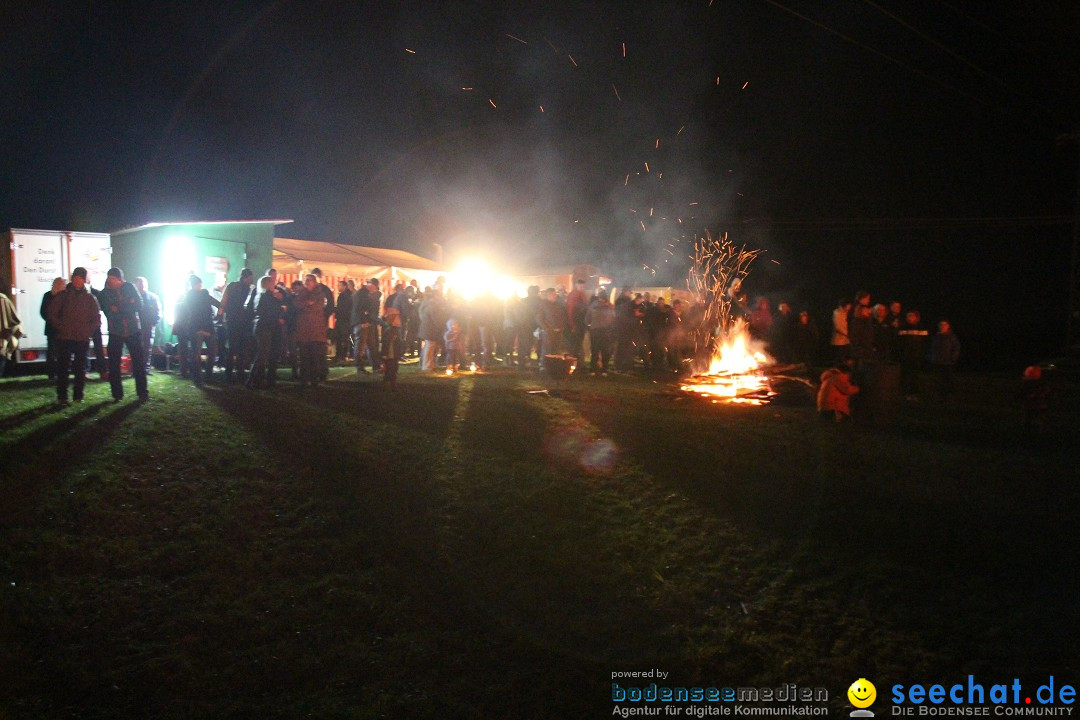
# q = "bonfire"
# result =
<box><xmin>680</xmin><ymin>232</ymin><xmax>775</xmax><ymax>404</ymax></box>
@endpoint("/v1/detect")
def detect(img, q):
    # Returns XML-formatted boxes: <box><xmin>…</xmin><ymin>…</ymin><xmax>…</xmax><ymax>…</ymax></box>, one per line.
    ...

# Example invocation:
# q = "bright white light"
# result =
<box><xmin>450</xmin><ymin>258</ymin><xmax>493</xmax><ymax>301</ymax></box>
<box><xmin>492</xmin><ymin>275</ymin><xmax>522</xmax><ymax>300</ymax></box>
<box><xmin>162</xmin><ymin>235</ymin><xmax>196</xmax><ymax>325</ymax></box>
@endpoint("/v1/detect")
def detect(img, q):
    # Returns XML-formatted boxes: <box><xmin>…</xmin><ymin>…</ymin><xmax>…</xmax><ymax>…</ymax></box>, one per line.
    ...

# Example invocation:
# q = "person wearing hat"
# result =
<box><xmin>98</xmin><ymin>267</ymin><xmax>149</xmax><ymax>401</ymax></box>
<box><xmin>46</xmin><ymin>267</ymin><xmax>101</xmax><ymax>405</ymax></box>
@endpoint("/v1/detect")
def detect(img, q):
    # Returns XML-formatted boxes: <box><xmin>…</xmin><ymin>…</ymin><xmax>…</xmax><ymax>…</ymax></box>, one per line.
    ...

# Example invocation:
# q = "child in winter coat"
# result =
<box><xmin>443</xmin><ymin>319</ymin><xmax>463</xmax><ymax>373</ymax></box>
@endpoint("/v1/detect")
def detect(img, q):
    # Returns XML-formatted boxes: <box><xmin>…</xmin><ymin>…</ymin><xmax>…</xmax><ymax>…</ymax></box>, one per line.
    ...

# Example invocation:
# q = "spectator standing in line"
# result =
<box><xmin>178</xmin><ymin>274</ymin><xmax>220</xmax><ymax>387</ymax></box>
<box><xmin>98</xmin><ymin>267</ymin><xmax>149</xmax><ymax>402</ymax></box>
<box><xmin>792</xmin><ymin>310</ymin><xmax>820</xmax><ymax>366</ymax></box>
<box><xmin>566</xmin><ymin>278</ymin><xmax>589</xmax><ymax>373</ymax></box>
<box><xmin>219</xmin><ymin>268</ymin><xmax>255</xmax><ymax>383</ymax></box>
<box><xmin>311</xmin><ymin>268</ymin><xmax>335</xmax><ymax>381</ymax></box>
<box><xmin>46</xmin><ymin>267</ymin><xmax>99</xmax><ymax>405</ymax></box>
<box><xmin>293</xmin><ymin>273</ymin><xmax>328</xmax><ymax>388</ymax></box>
<box><xmin>613</xmin><ymin>288</ymin><xmax>635</xmax><ymax>371</ymax></box>
<box><xmin>585</xmin><ymin>290</ymin><xmax>615</xmax><ymax>374</ymax></box>
<box><xmin>928</xmin><ymin>319</ymin><xmax>961</xmax><ymax>402</ymax></box>
<box><xmin>247</xmin><ymin>275</ymin><xmax>288</xmax><ymax>389</ymax></box>
<box><xmin>830</xmin><ymin>298</ymin><xmax>852</xmax><ymax>362</ymax></box>
<box><xmin>351</xmin><ymin>280</ymin><xmax>380</xmax><ymax>373</ymax></box>
<box><xmin>334</xmin><ymin>280</ymin><xmax>353</xmax><ymax>362</ymax></box>
<box><xmin>40</xmin><ymin>277</ymin><xmax>66</xmax><ymax>379</ymax></box>
<box><xmin>516</xmin><ymin>285</ymin><xmax>542</xmax><ymax>368</ymax></box>
<box><xmin>132</xmin><ymin>276</ymin><xmax>161</xmax><ymax>374</ymax></box>
<box><xmin>418</xmin><ymin>288</ymin><xmax>446</xmax><ymax>372</ymax></box>
<box><xmin>443</xmin><ymin>318</ymin><xmax>464</xmax><ymax>373</ymax></box>
<box><xmin>872</xmin><ymin>304</ymin><xmax>896</xmax><ymax>362</ymax></box>
<box><xmin>897</xmin><ymin>310</ymin><xmax>928</xmax><ymax>400</ymax></box>
<box><xmin>536</xmin><ymin>287</ymin><xmax>566</xmax><ymax>371</ymax></box>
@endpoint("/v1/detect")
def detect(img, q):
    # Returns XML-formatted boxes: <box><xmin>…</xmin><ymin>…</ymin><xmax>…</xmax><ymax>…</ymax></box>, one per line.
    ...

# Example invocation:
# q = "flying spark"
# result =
<box><xmin>612</xmin><ymin>84</ymin><xmax>622</xmax><ymax>101</ymax></box>
<box><xmin>644</xmin><ymin>161</ymin><xmax>650</xmax><ymax>172</ymax></box>
<box><xmin>539</xmin><ymin>105</ymin><xmax>545</xmax><ymax>112</ymax></box>
<box><xmin>640</xmin><ymin>220</ymin><xmax>647</xmax><ymax>232</ymax></box>
<box><xmin>622</xmin><ymin>42</ymin><xmax>627</xmax><ymax>57</ymax></box>
<box><xmin>405</xmin><ymin>48</ymin><xmax>416</xmax><ymax>54</ymax></box>
<box><xmin>488</xmin><ymin>98</ymin><xmax>497</xmax><ymax>108</ymax></box>
<box><xmin>624</xmin><ymin>174</ymin><xmax>629</xmax><ymax>186</ymax></box>
<box><xmin>677</xmin><ymin>125</ymin><xmax>685</xmax><ymax>135</ymax></box>
<box><xmin>568</xmin><ymin>54</ymin><xmax>578</xmax><ymax>67</ymax></box>
<box><xmin>461</xmin><ymin>87</ymin><xmax>473</xmax><ymax>91</ymax></box>
<box><xmin>741</xmin><ymin>81</ymin><xmax>749</xmax><ymax>89</ymax></box>
<box><xmin>655</xmin><ymin>138</ymin><xmax>660</xmax><ymax>149</ymax></box>
<box><xmin>505</xmin><ymin>33</ymin><xmax>528</xmax><ymax>45</ymax></box>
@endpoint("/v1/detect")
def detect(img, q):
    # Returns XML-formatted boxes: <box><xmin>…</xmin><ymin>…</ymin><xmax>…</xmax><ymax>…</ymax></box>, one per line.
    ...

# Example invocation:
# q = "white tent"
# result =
<box><xmin>273</xmin><ymin>238</ymin><xmax>447</xmax><ymax>290</ymax></box>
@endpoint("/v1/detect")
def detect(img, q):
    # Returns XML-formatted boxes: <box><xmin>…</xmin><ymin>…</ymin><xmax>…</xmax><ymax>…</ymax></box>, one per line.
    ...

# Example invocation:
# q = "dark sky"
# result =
<box><xmin>2</xmin><ymin>1</ymin><xmax>1078</xmax><ymax>362</ymax></box>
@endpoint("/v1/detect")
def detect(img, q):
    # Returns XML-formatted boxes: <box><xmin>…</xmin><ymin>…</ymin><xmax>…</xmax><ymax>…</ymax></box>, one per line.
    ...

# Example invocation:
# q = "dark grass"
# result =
<box><xmin>0</xmin><ymin>365</ymin><xmax>1077</xmax><ymax>718</ymax></box>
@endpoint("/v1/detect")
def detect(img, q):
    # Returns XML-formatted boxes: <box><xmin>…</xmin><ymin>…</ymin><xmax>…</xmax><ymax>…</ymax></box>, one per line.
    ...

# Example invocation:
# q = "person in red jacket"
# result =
<box><xmin>817</xmin><ymin>357</ymin><xmax>860</xmax><ymax>422</ymax></box>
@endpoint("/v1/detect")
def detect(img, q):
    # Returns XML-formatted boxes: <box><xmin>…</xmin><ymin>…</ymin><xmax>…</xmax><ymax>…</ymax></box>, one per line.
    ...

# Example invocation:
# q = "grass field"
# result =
<box><xmin>1</xmin><ymin>362</ymin><xmax>1077</xmax><ymax>719</ymax></box>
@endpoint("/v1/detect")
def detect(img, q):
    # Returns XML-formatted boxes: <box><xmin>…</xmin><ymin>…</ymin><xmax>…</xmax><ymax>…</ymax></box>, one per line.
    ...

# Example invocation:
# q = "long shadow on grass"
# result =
<box><xmin>201</xmin><ymin>380</ymin><xmax>605</xmax><ymax>714</ymax></box>
<box><xmin>0</xmin><ymin>377</ymin><xmax>55</xmax><ymax>392</ymax></box>
<box><xmin>0</xmin><ymin>401</ymin><xmax>143</xmax><ymax>523</ymax></box>
<box><xmin>0</xmin><ymin>401</ymin><xmax>58</xmax><ymax>433</ymax></box>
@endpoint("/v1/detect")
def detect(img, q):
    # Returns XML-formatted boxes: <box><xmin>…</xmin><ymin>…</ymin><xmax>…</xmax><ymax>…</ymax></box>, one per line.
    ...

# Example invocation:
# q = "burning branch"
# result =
<box><xmin>686</xmin><ymin>231</ymin><xmax>763</xmax><ymax>364</ymax></box>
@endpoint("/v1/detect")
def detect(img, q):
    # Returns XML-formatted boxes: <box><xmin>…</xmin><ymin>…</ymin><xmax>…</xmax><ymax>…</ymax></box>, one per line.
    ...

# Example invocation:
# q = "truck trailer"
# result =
<box><xmin>1</xmin><ymin>228</ymin><xmax>112</xmax><ymax>364</ymax></box>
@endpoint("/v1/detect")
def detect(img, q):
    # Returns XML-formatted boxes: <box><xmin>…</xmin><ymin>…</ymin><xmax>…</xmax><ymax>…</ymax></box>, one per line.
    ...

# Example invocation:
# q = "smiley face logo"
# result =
<box><xmin>848</xmin><ymin>678</ymin><xmax>877</xmax><ymax>708</ymax></box>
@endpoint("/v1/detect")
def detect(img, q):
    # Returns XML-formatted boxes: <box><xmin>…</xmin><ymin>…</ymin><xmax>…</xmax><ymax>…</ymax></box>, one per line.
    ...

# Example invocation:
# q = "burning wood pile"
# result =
<box><xmin>680</xmin><ymin>233</ymin><xmax>776</xmax><ymax>405</ymax></box>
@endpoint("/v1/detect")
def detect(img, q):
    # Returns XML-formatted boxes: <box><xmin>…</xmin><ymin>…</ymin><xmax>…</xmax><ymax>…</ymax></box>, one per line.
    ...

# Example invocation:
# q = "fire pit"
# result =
<box><xmin>680</xmin><ymin>322</ymin><xmax>776</xmax><ymax>405</ymax></box>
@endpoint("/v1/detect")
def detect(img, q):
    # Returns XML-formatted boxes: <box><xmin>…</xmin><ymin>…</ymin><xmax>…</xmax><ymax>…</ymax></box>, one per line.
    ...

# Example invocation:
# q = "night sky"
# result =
<box><xmin>2</xmin><ymin>1</ymin><xmax>1078</xmax><ymax>365</ymax></box>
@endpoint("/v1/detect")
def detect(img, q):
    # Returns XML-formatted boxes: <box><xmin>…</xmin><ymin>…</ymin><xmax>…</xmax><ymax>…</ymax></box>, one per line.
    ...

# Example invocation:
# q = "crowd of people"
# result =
<box><xmin>15</xmin><ymin>264</ymin><xmax>971</xmax><ymax>416</ymax></box>
<box><xmin>818</xmin><ymin>290</ymin><xmax>961</xmax><ymax>422</ymax></box>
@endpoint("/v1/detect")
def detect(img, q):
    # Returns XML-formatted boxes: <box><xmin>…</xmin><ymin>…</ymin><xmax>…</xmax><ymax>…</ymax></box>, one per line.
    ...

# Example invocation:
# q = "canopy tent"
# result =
<box><xmin>273</xmin><ymin>237</ymin><xmax>447</xmax><ymax>290</ymax></box>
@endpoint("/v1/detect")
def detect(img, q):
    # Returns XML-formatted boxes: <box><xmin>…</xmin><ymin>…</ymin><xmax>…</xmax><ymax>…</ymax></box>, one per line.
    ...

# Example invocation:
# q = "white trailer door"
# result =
<box><xmin>10</xmin><ymin>230</ymin><xmax>65</xmax><ymax>361</ymax></box>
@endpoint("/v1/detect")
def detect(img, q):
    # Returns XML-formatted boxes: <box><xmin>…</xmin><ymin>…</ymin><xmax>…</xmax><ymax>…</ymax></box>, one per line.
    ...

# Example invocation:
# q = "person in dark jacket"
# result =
<box><xmin>613</xmin><ymin>288</ymin><xmax>635</xmax><ymax>371</ymax></box>
<box><xmin>220</xmin><ymin>268</ymin><xmax>255</xmax><ymax>383</ymax></box>
<box><xmin>47</xmin><ymin>267</ymin><xmax>101</xmax><ymax>405</ymax></box>
<box><xmin>98</xmin><ymin>267</ymin><xmax>149</xmax><ymax>401</ymax></box>
<box><xmin>536</xmin><ymin>287</ymin><xmax>566</xmax><ymax>370</ymax></box>
<box><xmin>178</xmin><ymin>274</ymin><xmax>220</xmax><ymax>387</ymax></box>
<box><xmin>247</xmin><ymin>275</ymin><xmax>289</xmax><ymax>389</ymax></box>
<box><xmin>418</xmin><ymin>288</ymin><xmax>446</xmax><ymax>372</ymax></box>
<box><xmin>928</xmin><ymin>319</ymin><xmax>960</xmax><ymax>401</ymax></box>
<box><xmin>351</xmin><ymin>280</ymin><xmax>381</xmax><ymax>373</ymax></box>
<box><xmin>897</xmin><ymin>310</ymin><xmax>928</xmax><ymax>399</ymax></box>
<box><xmin>514</xmin><ymin>285</ymin><xmax>542</xmax><ymax>368</ymax></box>
<box><xmin>585</xmin><ymin>291</ymin><xmax>615</xmax><ymax>374</ymax></box>
<box><xmin>333</xmin><ymin>280</ymin><xmax>353</xmax><ymax>361</ymax></box>
<box><xmin>790</xmin><ymin>310</ymin><xmax>820</xmax><ymax>366</ymax></box>
<box><xmin>294</xmin><ymin>274</ymin><xmax>328</xmax><ymax>387</ymax></box>
<box><xmin>872</xmin><ymin>304</ymin><xmax>897</xmax><ymax>362</ymax></box>
<box><xmin>849</xmin><ymin>304</ymin><xmax>876</xmax><ymax>362</ymax></box>
<box><xmin>40</xmin><ymin>277</ymin><xmax>66</xmax><ymax>379</ymax></box>
<box><xmin>565</xmin><ymin>278</ymin><xmax>589</xmax><ymax>372</ymax></box>
<box><xmin>133</xmin><ymin>276</ymin><xmax>162</xmax><ymax>373</ymax></box>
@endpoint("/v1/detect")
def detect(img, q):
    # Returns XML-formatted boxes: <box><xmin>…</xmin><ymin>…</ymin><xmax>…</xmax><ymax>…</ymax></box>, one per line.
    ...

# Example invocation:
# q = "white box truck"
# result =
<box><xmin>1</xmin><ymin>229</ymin><xmax>112</xmax><ymax>364</ymax></box>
